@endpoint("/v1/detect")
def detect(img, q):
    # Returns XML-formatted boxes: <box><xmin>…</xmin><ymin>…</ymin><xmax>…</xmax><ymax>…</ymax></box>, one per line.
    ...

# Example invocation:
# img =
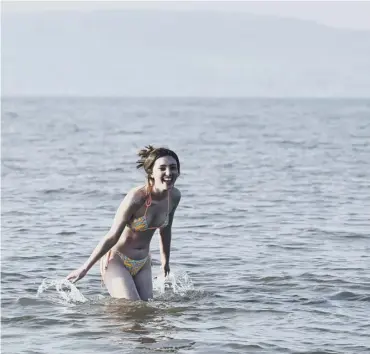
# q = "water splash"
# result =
<box><xmin>37</xmin><ymin>278</ymin><xmax>87</xmax><ymax>304</ymax></box>
<box><xmin>152</xmin><ymin>269</ymin><xmax>204</xmax><ymax>301</ymax></box>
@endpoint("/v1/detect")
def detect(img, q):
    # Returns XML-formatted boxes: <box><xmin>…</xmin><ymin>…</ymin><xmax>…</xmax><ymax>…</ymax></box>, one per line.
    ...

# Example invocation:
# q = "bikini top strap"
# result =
<box><xmin>144</xmin><ymin>184</ymin><xmax>153</xmax><ymax>215</ymax></box>
<box><xmin>144</xmin><ymin>185</ymin><xmax>171</xmax><ymax>216</ymax></box>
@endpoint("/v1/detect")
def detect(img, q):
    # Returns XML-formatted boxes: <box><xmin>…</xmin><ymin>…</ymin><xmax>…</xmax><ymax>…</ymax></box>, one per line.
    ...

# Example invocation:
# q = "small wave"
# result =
<box><xmin>11</xmin><ymin>255</ymin><xmax>43</xmax><ymax>261</ymax></box>
<box><xmin>229</xmin><ymin>343</ymin><xmax>265</xmax><ymax>351</ymax></box>
<box><xmin>258</xmin><ymin>275</ymin><xmax>293</xmax><ymax>282</ymax></box>
<box><xmin>329</xmin><ymin>290</ymin><xmax>369</xmax><ymax>301</ymax></box>
<box><xmin>138</xmin><ymin>339</ymin><xmax>195</xmax><ymax>351</ymax></box>
<box><xmin>266</xmin><ymin>241</ymin><xmax>315</xmax><ymax>250</ymax></box>
<box><xmin>4</xmin><ymin>111</ymin><xmax>19</xmax><ymax>118</ymax></box>
<box><xmin>298</xmin><ymin>272</ymin><xmax>339</xmax><ymax>283</ymax></box>
<box><xmin>41</xmin><ymin>188</ymin><xmax>80</xmax><ymax>195</ymax></box>
<box><xmin>42</xmin><ymin>188</ymin><xmax>67</xmax><ymax>194</ymax></box>
<box><xmin>301</xmin><ymin>298</ymin><xmax>333</xmax><ymax>306</ymax></box>
<box><xmin>1</xmin><ymin>271</ymin><xmax>29</xmax><ymax>281</ymax></box>
<box><xmin>1</xmin><ymin>314</ymin><xmax>35</xmax><ymax>324</ymax></box>
<box><xmin>340</xmin><ymin>232</ymin><xmax>369</xmax><ymax>239</ymax></box>
<box><xmin>56</xmin><ymin>231</ymin><xmax>76</xmax><ymax>236</ymax></box>
<box><xmin>16</xmin><ymin>297</ymin><xmax>55</xmax><ymax>307</ymax></box>
<box><xmin>295</xmin><ymin>350</ymin><xmax>342</xmax><ymax>354</ymax></box>
<box><xmin>302</xmin><ymin>227</ymin><xmax>369</xmax><ymax>239</ymax></box>
<box><xmin>17</xmin><ymin>228</ymin><xmax>29</xmax><ymax>233</ymax></box>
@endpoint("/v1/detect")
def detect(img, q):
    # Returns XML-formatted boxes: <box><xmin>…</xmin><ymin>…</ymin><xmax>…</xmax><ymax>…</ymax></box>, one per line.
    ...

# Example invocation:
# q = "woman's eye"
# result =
<box><xmin>159</xmin><ymin>165</ymin><xmax>177</xmax><ymax>172</ymax></box>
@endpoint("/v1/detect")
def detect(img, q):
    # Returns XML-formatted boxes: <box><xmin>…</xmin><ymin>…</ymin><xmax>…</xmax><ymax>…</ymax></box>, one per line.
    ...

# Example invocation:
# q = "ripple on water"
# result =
<box><xmin>2</xmin><ymin>97</ymin><xmax>370</xmax><ymax>354</ymax></box>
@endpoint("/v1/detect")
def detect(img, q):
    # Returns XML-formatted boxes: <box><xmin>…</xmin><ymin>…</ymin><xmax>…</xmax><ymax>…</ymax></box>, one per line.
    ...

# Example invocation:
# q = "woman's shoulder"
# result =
<box><xmin>125</xmin><ymin>185</ymin><xmax>148</xmax><ymax>205</ymax></box>
<box><xmin>171</xmin><ymin>187</ymin><xmax>181</xmax><ymax>203</ymax></box>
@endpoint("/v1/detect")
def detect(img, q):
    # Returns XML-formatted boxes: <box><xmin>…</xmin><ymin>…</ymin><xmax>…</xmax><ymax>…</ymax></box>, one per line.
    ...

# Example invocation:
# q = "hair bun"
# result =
<box><xmin>138</xmin><ymin>145</ymin><xmax>155</xmax><ymax>159</ymax></box>
<box><xmin>136</xmin><ymin>145</ymin><xmax>156</xmax><ymax>170</ymax></box>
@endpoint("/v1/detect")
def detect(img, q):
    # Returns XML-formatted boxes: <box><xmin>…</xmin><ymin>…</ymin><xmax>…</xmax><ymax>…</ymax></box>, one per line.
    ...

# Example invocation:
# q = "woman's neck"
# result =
<box><xmin>147</xmin><ymin>183</ymin><xmax>168</xmax><ymax>200</ymax></box>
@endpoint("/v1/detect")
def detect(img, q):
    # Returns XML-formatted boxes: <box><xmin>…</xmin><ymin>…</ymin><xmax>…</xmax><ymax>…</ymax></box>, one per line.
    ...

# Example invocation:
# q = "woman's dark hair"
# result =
<box><xmin>136</xmin><ymin>145</ymin><xmax>180</xmax><ymax>184</ymax></box>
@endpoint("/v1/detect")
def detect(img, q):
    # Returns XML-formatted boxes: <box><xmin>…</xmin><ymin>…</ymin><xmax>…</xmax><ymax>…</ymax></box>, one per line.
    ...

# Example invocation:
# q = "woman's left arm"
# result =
<box><xmin>159</xmin><ymin>189</ymin><xmax>181</xmax><ymax>277</ymax></box>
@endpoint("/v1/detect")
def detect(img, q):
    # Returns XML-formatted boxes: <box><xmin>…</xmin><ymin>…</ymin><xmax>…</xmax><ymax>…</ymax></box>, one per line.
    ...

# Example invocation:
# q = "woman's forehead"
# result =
<box><xmin>154</xmin><ymin>155</ymin><xmax>177</xmax><ymax>166</ymax></box>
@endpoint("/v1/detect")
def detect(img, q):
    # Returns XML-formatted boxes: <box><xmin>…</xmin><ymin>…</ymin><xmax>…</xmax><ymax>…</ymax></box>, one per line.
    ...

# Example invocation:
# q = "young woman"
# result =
<box><xmin>66</xmin><ymin>145</ymin><xmax>181</xmax><ymax>301</ymax></box>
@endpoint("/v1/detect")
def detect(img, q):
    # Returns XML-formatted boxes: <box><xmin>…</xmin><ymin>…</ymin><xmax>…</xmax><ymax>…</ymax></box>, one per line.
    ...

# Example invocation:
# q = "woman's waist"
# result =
<box><xmin>111</xmin><ymin>244</ymin><xmax>150</xmax><ymax>260</ymax></box>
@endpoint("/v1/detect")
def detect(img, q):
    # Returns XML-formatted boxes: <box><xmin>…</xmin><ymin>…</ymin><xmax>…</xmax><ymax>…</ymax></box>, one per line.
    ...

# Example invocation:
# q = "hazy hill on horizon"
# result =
<box><xmin>2</xmin><ymin>9</ymin><xmax>370</xmax><ymax>97</ymax></box>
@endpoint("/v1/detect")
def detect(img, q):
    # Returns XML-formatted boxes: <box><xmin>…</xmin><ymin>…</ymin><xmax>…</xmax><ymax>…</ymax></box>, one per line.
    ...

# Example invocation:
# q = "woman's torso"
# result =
<box><xmin>112</xmin><ymin>185</ymin><xmax>175</xmax><ymax>260</ymax></box>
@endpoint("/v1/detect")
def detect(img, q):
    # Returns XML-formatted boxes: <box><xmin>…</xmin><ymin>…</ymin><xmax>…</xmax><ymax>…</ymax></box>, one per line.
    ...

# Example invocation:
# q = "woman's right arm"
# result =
<box><xmin>66</xmin><ymin>189</ymin><xmax>143</xmax><ymax>283</ymax></box>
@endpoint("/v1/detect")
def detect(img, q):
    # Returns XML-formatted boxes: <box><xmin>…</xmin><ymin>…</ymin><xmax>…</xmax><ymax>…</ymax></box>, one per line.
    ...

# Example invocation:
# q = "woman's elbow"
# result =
<box><xmin>105</xmin><ymin>230</ymin><xmax>121</xmax><ymax>246</ymax></box>
<box><xmin>106</xmin><ymin>222</ymin><xmax>126</xmax><ymax>243</ymax></box>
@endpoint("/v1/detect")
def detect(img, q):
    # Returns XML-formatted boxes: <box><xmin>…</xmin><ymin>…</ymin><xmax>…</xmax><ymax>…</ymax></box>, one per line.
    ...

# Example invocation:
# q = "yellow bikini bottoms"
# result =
<box><xmin>101</xmin><ymin>250</ymin><xmax>149</xmax><ymax>277</ymax></box>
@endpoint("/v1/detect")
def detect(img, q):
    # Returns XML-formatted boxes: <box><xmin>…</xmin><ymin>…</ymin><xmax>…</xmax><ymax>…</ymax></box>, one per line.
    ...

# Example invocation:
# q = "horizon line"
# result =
<box><xmin>2</xmin><ymin>95</ymin><xmax>370</xmax><ymax>100</ymax></box>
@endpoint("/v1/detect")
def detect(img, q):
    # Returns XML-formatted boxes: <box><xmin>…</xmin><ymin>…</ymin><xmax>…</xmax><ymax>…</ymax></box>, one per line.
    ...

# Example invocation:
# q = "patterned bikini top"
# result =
<box><xmin>128</xmin><ymin>186</ymin><xmax>170</xmax><ymax>232</ymax></box>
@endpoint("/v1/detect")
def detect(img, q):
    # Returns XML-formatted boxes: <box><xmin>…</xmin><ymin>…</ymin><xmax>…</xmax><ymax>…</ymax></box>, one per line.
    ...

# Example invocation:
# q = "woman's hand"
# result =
<box><xmin>162</xmin><ymin>262</ymin><xmax>170</xmax><ymax>277</ymax></box>
<box><xmin>66</xmin><ymin>266</ymin><xmax>88</xmax><ymax>284</ymax></box>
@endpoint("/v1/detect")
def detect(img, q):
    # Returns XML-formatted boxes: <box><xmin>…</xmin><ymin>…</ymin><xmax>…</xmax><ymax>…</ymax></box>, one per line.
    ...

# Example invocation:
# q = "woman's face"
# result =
<box><xmin>151</xmin><ymin>155</ymin><xmax>179</xmax><ymax>191</ymax></box>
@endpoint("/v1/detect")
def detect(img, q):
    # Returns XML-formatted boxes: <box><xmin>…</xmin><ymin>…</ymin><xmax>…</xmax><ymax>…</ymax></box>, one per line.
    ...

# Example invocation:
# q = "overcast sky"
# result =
<box><xmin>4</xmin><ymin>0</ymin><xmax>370</xmax><ymax>31</ymax></box>
<box><xmin>2</xmin><ymin>1</ymin><xmax>370</xmax><ymax>97</ymax></box>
